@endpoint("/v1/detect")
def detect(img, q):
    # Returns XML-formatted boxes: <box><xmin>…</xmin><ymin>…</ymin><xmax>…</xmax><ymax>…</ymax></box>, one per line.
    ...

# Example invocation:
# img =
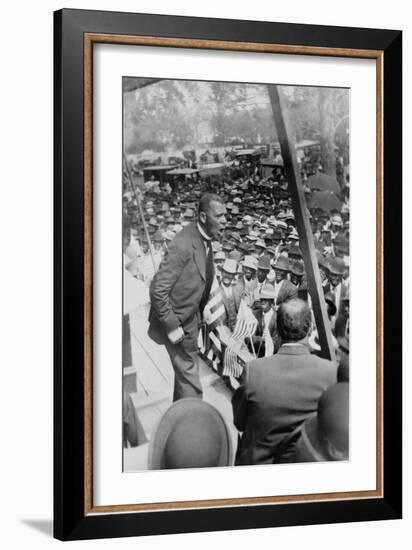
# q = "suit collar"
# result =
<box><xmin>277</xmin><ymin>343</ymin><xmax>310</xmax><ymax>356</ymax></box>
<box><xmin>197</xmin><ymin>222</ymin><xmax>212</xmax><ymax>241</ymax></box>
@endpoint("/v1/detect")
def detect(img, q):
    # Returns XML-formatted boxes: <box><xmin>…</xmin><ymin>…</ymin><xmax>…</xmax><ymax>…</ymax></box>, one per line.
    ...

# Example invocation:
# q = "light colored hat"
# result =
<box><xmin>228</xmin><ymin>250</ymin><xmax>242</xmax><ymax>262</ymax></box>
<box><xmin>164</xmin><ymin>230</ymin><xmax>175</xmax><ymax>241</ymax></box>
<box><xmin>331</xmin><ymin>214</ymin><xmax>343</xmax><ymax>226</ymax></box>
<box><xmin>214</xmin><ymin>251</ymin><xmax>226</xmax><ymax>261</ymax></box>
<box><xmin>148</xmin><ymin>399</ymin><xmax>233</xmax><ymax>470</ymax></box>
<box><xmin>221</xmin><ymin>258</ymin><xmax>238</xmax><ymax>275</ymax></box>
<box><xmin>288</xmin><ymin>228</ymin><xmax>299</xmax><ymax>240</ymax></box>
<box><xmin>255</xmin><ymin>239</ymin><xmax>266</xmax><ymax>249</ymax></box>
<box><xmin>183</xmin><ymin>208</ymin><xmax>194</xmax><ymax>219</ymax></box>
<box><xmin>212</xmin><ymin>241</ymin><xmax>222</xmax><ymax>253</ymax></box>
<box><xmin>242</xmin><ymin>255</ymin><xmax>258</xmax><ymax>271</ymax></box>
<box><xmin>259</xmin><ymin>284</ymin><xmax>276</xmax><ymax>300</ymax></box>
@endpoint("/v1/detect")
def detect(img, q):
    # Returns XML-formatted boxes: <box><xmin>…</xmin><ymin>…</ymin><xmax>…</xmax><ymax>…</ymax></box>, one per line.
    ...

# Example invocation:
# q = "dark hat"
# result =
<box><xmin>334</xmin><ymin>235</ymin><xmax>350</xmax><ymax>255</ymax></box>
<box><xmin>273</xmin><ymin>256</ymin><xmax>290</xmax><ymax>272</ymax></box>
<box><xmin>148</xmin><ymin>399</ymin><xmax>233</xmax><ymax>470</ymax></box>
<box><xmin>152</xmin><ymin>230</ymin><xmax>164</xmax><ymax>243</ymax></box>
<box><xmin>257</xmin><ymin>255</ymin><xmax>271</xmax><ymax>271</ymax></box>
<box><xmin>222</xmin><ymin>241</ymin><xmax>234</xmax><ymax>252</ymax></box>
<box><xmin>291</xmin><ymin>261</ymin><xmax>305</xmax><ymax>277</ymax></box>
<box><xmin>316</xmin><ymin>250</ymin><xmax>328</xmax><ymax>269</ymax></box>
<box><xmin>231</xmin><ymin>232</ymin><xmax>242</xmax><ymax>244</ymax></box>
<box><xmin>237</xmin><ymin>242</ymin><xmax>249</xmax><ymax>254</ymax></box>
<box><xmin>328</xmin><ymin>257</ymin><xmax>346</xmax><ymax>276</ymax></box>
<box><xmin>288</xmin><ymin>245</ymin><xmax>302</xmax><ymax>259</ymax></box>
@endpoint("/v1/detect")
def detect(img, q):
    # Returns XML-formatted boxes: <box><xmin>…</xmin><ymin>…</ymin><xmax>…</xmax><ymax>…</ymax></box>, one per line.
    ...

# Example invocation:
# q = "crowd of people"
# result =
<box><xmin>123</xmin><ymin>157</ymin><xmax>350</xmax><ymax>466</ymax></box>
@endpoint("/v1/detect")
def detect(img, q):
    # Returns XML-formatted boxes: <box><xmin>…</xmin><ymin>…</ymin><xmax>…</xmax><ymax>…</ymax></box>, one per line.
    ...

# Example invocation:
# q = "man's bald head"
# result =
<box><xmin>277</xmin><ymin>299</ymin><xmax>312</xmax><ymax>342</ymax></box>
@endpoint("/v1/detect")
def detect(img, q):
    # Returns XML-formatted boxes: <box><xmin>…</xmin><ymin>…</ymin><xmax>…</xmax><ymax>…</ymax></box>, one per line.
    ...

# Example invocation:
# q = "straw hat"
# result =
<box><xmin>221</xmin><ymin>259</ymin><xmax>238</xmax><ymax>275</ymax></box>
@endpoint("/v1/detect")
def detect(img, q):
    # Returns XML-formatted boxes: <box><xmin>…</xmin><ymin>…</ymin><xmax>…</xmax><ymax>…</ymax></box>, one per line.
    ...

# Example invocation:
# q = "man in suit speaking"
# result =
<box><xmin>148</xmin><ymin>194</ymin><xmax>227</xmax><ymax>401</ymax></box>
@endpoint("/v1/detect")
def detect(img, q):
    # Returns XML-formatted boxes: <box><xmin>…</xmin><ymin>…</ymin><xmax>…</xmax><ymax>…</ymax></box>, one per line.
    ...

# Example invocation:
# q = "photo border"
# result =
<box><xmin>54</xmin><ymin>8</ymin><xmax>401</xmax><ymax>540</ymax></box>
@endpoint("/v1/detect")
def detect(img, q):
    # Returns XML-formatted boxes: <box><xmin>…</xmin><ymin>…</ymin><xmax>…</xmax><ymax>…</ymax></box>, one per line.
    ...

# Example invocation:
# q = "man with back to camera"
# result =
<box><xmin>148</xmin><ymin>193</ymin><xmax>227</xmax><ymax>401</ymax></box>
<box><xmin>232</xmin><ymin>298</ymin><xmax>337</xmax><ymax>465</ymax></box>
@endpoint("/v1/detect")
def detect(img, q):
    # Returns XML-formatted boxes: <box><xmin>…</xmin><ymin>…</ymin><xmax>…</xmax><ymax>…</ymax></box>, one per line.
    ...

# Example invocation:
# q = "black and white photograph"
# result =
<box><xmin>122</xmin><ymin>77</ymin><xmax>350</xmax><ymax>472</ymax></box>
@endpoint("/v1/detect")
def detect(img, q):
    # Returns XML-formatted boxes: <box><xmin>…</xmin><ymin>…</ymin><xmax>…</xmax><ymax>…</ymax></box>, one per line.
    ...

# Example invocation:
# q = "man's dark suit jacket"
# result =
<box><xmin>232</xmin><ymin>344</ymin><xmax>337</xmax><ymax>465</ymax></box>
<box><xmin>148</xmin><ymin>222</ymin><xmax>207</xmax><ymax>352</ymax></box>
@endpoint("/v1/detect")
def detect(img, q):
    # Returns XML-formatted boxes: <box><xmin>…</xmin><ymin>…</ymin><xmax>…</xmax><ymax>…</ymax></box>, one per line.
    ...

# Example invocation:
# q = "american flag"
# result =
<box><xmin>223</xmin><ymin>300</ymin><xmax>258</xmax><ymax>378</ymax></box>
<box><xmin>199</xmin><ymin>276</ymin><xmax>226</xmax><ymax>371</ymax></box>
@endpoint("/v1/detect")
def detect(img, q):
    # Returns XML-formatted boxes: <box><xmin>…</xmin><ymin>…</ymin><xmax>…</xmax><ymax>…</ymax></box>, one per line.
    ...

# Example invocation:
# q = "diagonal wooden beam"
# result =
<box><xmin>267</xmin><ymin>85</ymin><xmax>336</xmax><ymax>362</ymax></box>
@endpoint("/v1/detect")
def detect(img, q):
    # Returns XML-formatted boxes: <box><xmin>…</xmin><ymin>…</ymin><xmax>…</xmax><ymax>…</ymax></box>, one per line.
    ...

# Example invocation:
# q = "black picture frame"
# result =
<box><xmin>54</xmin><ymin>8</ymin><xmax>402</xmax><ymax>541</ymax></box>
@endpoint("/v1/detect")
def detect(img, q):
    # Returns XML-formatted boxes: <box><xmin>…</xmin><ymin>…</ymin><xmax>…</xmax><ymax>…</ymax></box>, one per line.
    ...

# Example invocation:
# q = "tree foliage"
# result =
<box><xmin>124</xmin><ymin>79</ymin><xmax>349</xmax><ymax>168</ymax></box>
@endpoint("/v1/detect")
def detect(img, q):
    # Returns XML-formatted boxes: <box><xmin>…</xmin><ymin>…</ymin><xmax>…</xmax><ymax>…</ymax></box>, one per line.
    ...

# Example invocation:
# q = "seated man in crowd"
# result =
<box><xmin>232</xmin><ymin>298</ymin><xmax>337</xmax><ymax>465</ymax></box>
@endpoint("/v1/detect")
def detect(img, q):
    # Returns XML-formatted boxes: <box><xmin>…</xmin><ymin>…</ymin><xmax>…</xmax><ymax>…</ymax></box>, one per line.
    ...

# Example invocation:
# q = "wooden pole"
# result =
<box><xmin>267</xmin><ymin>85</ymin><xmax>336</xmax><ymax>363</ymax></box>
